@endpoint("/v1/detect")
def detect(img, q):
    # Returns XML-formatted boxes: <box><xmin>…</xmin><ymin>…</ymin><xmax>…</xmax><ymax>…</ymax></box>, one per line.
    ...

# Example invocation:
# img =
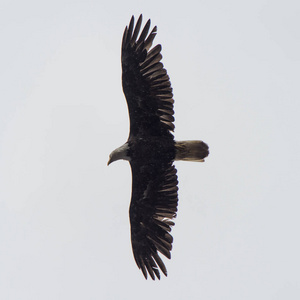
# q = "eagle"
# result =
<box><xmin>108</xmin><ymin>15</ymin><xmax>209</xmax><ymax>280</ymax></box>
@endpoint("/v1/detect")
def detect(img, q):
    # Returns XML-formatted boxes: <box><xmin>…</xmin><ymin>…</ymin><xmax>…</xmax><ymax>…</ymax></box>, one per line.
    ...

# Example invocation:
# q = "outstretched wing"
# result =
<box><xmin>122</xmin><ymin>15</ymin><xmax>175</xmax><ymax>137</ymax></box>
<box><xmin>122</xmin><ymin>15</ymin><xmax>179</xmax><ymax>280</ymax></box>
<box><xmin>129</xmin><ymin>161</ymin><xmax>178</xmax><ymax>280</ymax></box>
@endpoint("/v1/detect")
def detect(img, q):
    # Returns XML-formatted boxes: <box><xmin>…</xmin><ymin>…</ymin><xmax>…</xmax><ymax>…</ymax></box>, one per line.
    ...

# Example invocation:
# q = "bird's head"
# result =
<box><xmin>107</xmin><ymin>152</ymin><xmax>118</xmax><ymax>166</ymax></box>
<box><xmin>107</xmin><ymin>143</ymin><xmax>130</xmax><ymax>166</ymax></box>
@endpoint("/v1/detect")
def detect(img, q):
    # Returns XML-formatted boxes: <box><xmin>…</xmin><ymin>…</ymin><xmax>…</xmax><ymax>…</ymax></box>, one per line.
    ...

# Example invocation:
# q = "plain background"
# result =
<box><xmin>1</xmin><ymin>0</ymin><xmax>299</xmax><ymax>299</ymax></box>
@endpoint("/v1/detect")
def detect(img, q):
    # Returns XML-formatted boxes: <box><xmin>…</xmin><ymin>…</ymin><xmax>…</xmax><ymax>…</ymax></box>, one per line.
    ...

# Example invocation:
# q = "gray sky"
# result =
<box><xmin>1</xmin><ymin>0</ymin><xmax>300</xmax><ymax>299</ymax></box>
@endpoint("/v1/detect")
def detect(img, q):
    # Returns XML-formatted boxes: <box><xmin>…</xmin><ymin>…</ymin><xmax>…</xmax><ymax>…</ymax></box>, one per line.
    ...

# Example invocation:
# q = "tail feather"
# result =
<box><xmin>175</xmin><ymin>140</ymin><xmax>209</xmax><ymax>162</ymax></box>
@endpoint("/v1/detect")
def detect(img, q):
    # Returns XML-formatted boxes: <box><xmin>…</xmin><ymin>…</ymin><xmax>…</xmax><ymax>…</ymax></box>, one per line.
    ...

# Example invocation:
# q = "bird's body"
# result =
<box><xmin>108</xmin><ymin>15</ymin><xmax>209</xmax><ymax>280</ymax></box>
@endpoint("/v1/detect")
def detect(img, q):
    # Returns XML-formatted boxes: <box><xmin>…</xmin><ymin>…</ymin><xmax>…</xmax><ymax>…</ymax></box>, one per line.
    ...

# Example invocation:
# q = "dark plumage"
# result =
<box><xmin>108</xmin><ymin>15</ymin><xmax>209</xmax><ymax>280</ymax></box>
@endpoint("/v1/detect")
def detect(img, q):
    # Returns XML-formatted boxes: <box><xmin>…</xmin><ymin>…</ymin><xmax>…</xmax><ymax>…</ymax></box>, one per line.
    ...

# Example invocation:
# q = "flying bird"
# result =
<box><xmin>108</xmin><ymin>15</ymin><xmax>209</xmax><ymax>280</ymax></box>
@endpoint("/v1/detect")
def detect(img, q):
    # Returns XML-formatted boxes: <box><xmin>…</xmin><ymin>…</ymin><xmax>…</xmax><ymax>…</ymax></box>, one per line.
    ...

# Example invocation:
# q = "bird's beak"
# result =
<box><xmin>107</xmin><ymin>157</ymin><xmax>111</xmax><ymax>166</ymax></box>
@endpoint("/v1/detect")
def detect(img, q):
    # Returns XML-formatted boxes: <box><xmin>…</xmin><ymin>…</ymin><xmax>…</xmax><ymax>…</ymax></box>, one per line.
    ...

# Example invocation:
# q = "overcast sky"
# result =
<box><xmin>1</xmin><ymin>0</ymin><xmax>300</xmax><ymax>299</ymax></box>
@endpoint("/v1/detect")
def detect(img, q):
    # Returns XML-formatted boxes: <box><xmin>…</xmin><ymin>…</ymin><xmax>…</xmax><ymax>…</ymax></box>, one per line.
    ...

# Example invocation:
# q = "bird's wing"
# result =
<box><xmin>129</xmin><ymin>161</ymin><xmax>178</xmax><ymax>280</ymax></box>
<box><xmin>122</xmin><ymin>15</ymin><xmax>175</xmax><ymax>137</ymax></box>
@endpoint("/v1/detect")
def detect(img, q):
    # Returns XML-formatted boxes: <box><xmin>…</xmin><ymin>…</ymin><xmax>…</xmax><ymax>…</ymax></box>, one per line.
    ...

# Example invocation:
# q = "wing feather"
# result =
<box><xmin>126</xmin><ymin>16</ymin><xmax>134</xmax><ymax>44</ymax></box>
<box><xmin>144</xmin><ymin>257</ymin><xmax>156</xmax><ymax>280</ymax></box>
<box><xmin>140</xmin><ymin>53</ymin><xmax>162</xmax><ymax>70</ymax></box>
<box><xmin>136</xmin><ymin>19</ymin><xmax>151</xmax><ymax>48</ymax></box>
<box><xmin>131</xmin><ymin>15</ymin><xmax>143</xmax><ymax>43</ymax></box>
<box><xmin>152</xmin><ymin>252</ymin><xmax>167</xmax><ymax>277</ymax></box>
<box><xmin>144</xmin><ymin>26</ymin><xmax>157</xmax><ymax>51</ymax></box>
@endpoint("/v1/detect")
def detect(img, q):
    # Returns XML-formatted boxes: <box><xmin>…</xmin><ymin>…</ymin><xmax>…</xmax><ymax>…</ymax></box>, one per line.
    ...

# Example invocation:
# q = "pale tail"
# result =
<box><xmin>175</xmin><ymin>140</ymin><xmax>209</xmax><ymax>162</ymax></box>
